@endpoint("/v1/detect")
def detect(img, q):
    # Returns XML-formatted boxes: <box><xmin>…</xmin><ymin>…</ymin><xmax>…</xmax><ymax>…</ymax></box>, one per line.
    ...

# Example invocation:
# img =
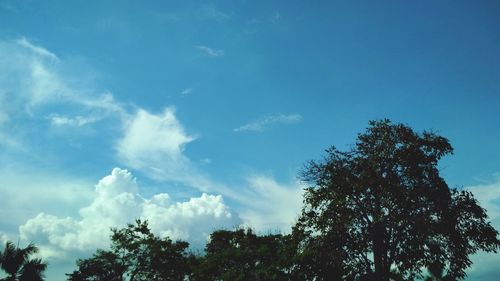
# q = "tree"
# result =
<box><xmin>66</xmin><ymin>250</ymin><xmax>126</xmax><ymax>281</ymax></box>
<box><xmin>297</xmin><ymin>119</ymin><xmax>500</xmax><ymax>281</ymax></box>
<box><xmin>67</xmin><ymin>220</ymin><xmax>192</xmax><ymax>281</ymax></box>
<box><xmin>192</xmin><ymin>229</ymin><xmax>288</xmax><ymax>281</ymax></box>
<box><xmin>0</xmin><ymin>241</ymin><xmax>47</xmax><ymax>281</ymax></box>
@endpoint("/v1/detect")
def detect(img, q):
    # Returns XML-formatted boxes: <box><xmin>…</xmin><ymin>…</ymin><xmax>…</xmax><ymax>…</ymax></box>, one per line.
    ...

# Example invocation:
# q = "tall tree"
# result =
<box><xmin>0</xmin><ymin>241</ymin><xmax>47</xmax><ymax>281</ymax></box>
<box><xmin>67</xmin><ymin>220</ymin><xmax>192</xmax><ymax>281</ymax></box>
<box><xmin>297</xmin><ymin>119</ymin><xmax>500</xmax><ymax>281</ymax></box>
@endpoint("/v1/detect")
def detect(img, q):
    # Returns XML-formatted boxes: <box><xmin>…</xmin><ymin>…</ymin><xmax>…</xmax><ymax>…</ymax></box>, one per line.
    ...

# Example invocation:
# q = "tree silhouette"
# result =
<box><xmin>0</xmin><ymin>241</ymin><xmax>47</xmax><ymax>281</ymax></box>
<box><xmin>66</xmin><ymin>250</ymin><xmax>126</xmax><ymax>281</ymax></box>
<box><xmin>192</xmin><ymin>228</ymin><xmax>288</xmax><ymax>281</ymax></box>
<box><xmin>297</xmin><ymin>119</ymin><xmax>500</xmax><ymax>280</ymax></box>
<box><xmin>67</xmin><ymin>220</ymin><xmax>192</xmax><ymax>281</ymax></box>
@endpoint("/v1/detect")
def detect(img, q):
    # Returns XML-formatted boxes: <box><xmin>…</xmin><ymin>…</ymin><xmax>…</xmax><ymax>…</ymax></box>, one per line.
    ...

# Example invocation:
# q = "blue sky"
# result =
<box><xmin>0</xmin><ymin>1</ymin><xmax>499</xmax><ymax>280</ymax></box>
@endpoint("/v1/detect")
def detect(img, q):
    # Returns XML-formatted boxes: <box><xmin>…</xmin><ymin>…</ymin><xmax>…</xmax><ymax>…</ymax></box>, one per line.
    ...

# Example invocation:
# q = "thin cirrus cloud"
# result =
<box><xmin>181</xmin><ymin>88</ymin><xmax>194</xmax><ymax>96</ymax></box>
<box><xmin>195</xmin><ymin>45</ymin><xmax>224</xmax><ymax>57</ymax></box>
<box><xmin>16</xmin><ymin>37</ymin><xmax>59</xmax><ymax>61</ymax></box>
<box><xmin>198</xmin><ymin>3</ymin><xmax>231</xmax><ymax>22</ymax></box>
<box><xmin>234</xmin><ymin>113</ymin><xmax>303</xmax><ymax>132</ymax></box>
<box><xmin>0</xmin><ymin>37</ymin><xmax>125</xmax><ymax>125</ymax></box>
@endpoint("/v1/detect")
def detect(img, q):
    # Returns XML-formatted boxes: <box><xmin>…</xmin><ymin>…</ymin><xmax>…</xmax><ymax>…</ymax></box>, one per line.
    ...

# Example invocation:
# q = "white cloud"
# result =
<box><xmin>16</xmin><ymin>37</ymin><xmax>59</xmax><ymax>61</ymax></box>
<box><xmin>0</xmin><ymin>38</ymin><xmax>125</xmax><ymax>132</ymax></box>
<box><xmin>237</xmin><ymin>176</ymin><xmax>304</xmax><ymax>232</ymax></box>
<box><xmin>0</xmin><ymin>232</ymin><xmax>9</xmax><ymax>245</ymax></box>
<box><xmin>114</xmin><ymin>108</ymin><xmax>303</xmax><ymax>227</ymax></box>
<box><xmin>19</xmin><ymin>168</ymin><xmax>241</xmax><ymax>260</ymax></box>
<box><xmin>117</xmin><ymin>108</ymin><xmax>196</xmax><ymax>180</ymax></box>
<box><xmin>49</xmin><ymin>114</ymin><xmax>101</xmax><ymax>127</ymax></box>
<box><xmin>0</xmin><ymin>166</ymin><xmax>94</xmax><ymax>226</ymax></box>
<box><xmin>196</xmin><ymin>45</ymin><xmax>225</xmax><ymax>57</ymax></box>
<box><xmin>234</xmin><ymin>113</ymin><xmax>303</xmax><ymax>132</ymax></box>
<box><xmin>115</xmin><ymin>107</ymin><xmax>244</xmax><ymax>199</ymax></box>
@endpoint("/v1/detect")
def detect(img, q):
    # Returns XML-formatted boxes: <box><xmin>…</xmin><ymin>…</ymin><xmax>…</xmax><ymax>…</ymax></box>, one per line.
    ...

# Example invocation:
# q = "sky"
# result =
<box><xmin>0</xmin><ymin>0</ymin><xmax>499</xmax><ymax>280</ymax></box>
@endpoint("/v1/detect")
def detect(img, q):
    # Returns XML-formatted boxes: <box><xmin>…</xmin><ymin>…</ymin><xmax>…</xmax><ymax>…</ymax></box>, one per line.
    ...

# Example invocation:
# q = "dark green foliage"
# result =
<box><xmin>0</xmin><ymin>241</ymin><xmax>47</xmax><ymax>281</ymax></box>
<box><xmin>67</xmin><ymin>220</ymin><xmax>192</xmax><ymax>281</ymax></box>
<box><xmin>192</xmin><ymin>229</ymin><xmax>288</xmax><ymax>281</ymax></box>
<box><xmin>297</xmin><ymin>119</ymin><xmax>500</xmax><ymax>280</ymax></box>
<box><xmin>66</xmin><ymin>250</ymin><xmax>125</xmax><ymax>281</ymax></box>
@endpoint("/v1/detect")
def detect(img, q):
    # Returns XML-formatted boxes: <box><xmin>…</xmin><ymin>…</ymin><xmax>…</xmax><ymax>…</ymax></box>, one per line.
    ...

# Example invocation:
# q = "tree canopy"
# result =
<box><xmin>192</xmin><ymin>228</ymin><xmax>288</xmax><ymax>281</ymax></box>
<box><xmin>296</xmin><ymin>119</ymin><xmax>500</xmax><ymax>280</ymax></box>
<box><xmin>0</xmin><ymin>241</ymin><xmax>47</xmax><ymax>281</ymax></box>
<box><xmin>67</xmin><ymin>219</ymin><xmax>192</xmax><ymax>281</ymax></box>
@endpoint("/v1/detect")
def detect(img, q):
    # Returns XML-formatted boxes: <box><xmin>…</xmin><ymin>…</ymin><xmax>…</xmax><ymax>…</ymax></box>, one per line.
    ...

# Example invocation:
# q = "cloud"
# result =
<box><xmin>196</xmin><ymin>45</ymin><xmax>225</xmax><ymax>57</ymax></box>
<box><xmin>198</xmin><ymin>4</ymin><xmax>231</xmax><ymax>22</ymax></box>
<box><xmin>237</xmin><ymin>176</ymin><xmax>305</xmax><ymax>232</ymax></box>
<box><xmin>117</xmin><ymin>107</ymin><xmax>196</xmax><ymax>180</ymax></box>
<box><xmin>16</xmin><ymin>37</ymin><xmax>59</xmax><ymax>61</ymax></box>
<box><xmin>181</xmin><ymin>88</ymin><xmax>194</xmax><ymax>96</ymax></box>
<box><xmin>0</xmin><ymin>165</ymin><xmax>94</xmax><ymax>228</ymax></box>
<box><xmin>270</xmin><ymin>12</ymin><xmax>282</xmax><ymax>23</ymax></box>
<box><xmin>0</xmin><ymin>232</ymin><xmax>9</xmax><ymax>245</ymax></box>
<box><xmin>461</xmin><ymin>177</ymin><xmax>500</xmax><ymax>279</ymax></box>
<box><xmin>49</xmin><ymin>114</ymin><xmax>101</xmax><ymax>127</ymax></box>
<box><xmin>0</xmin><ymin>36</ymin><xmax>307</xmax><ymax>280</ymax></box>
<box><xmin>115</xmin><ymin>107</ymin><xmax>244</xmax><ymax>200</ymax></box>
<box><xmin>0</xmin><ymin>38</ymin><xmax>125</xmax><ymax>132</ymax></box>
<box><xmin>19</xmin><ymin>168</ymin><xmax>241</xmax><ymax>260</ymax></box>
<box><xmin>234</xmin><ymin>113</ymin><xmax>303</xmax><ymax>132</ymax></box>
<box><xmin>114</xmin><ymin>107</ymin><xmax>303</xmax><ymax>223</ymax></box>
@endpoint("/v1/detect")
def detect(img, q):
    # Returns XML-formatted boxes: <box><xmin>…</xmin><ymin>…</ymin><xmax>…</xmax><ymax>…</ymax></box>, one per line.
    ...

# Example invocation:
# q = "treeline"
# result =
<box><xmin>2</xmin><ymin>120</ymin><xmax>500</xmax><ymax>281</ymax></box>
<box><xmin>67</xmin><ymin>220</ymin><xmax>296</xmax><ymax>281</ymax></box>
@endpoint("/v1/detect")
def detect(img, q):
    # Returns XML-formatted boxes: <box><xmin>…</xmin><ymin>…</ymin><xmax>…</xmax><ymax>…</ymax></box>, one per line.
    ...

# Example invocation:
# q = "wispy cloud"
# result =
<box><xmin>199</xmin><ymin>3</ymin><xmax>231</xmax><ymax>22</ymax></box>
<box><xmin>49</xmin><ymin>114</ymin><xmax>101</xmax><ymax>127</ymax></box>
<box><xmin>181</xmin><ymin>88</ymin><xmax>194</xmax><ymax>96</ymax></box>
<box><xmin>270</xmin><ymin>12</ymin><xmax>282</xmax><ymax>23</ymax></box>
<box><xmin>196</xmin><ymin>45</ymin><xmax>224</xmax><ymax>57</ymax></box>
<box><xmin>16</xmin><ymin>37</ymin><xmax>59</xmax><ymax>61</ymax></box>
<box><xmin>0</xmin><ymin>38</ymin><xmax>126</xmax><ymax>130</ymax></box>
<box><xmin>234</xmin><ymin>113</ymin><xmax>303</xmax><ymax>132</ymax></box>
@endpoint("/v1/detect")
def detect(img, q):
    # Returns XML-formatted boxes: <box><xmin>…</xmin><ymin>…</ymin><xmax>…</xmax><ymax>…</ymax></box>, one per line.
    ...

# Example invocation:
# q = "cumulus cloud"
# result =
<box><xmin>196</xmin><ymin>45</ymin><xmax>224</xmax><ymax>57</ymax></box>
<box><xmin>234</xmin><ymin>113</ymin><xmax>303</xmax><ymax>132</ymax></box>
<box><xmin>115</xmin><ymin>107</ymin><xmax>244</xmax><ymax>199</ymax></box>
<box><xmin>117</xmin><ymin>108</ymin><xmax>196</xmax><ymax>180</ymax></box>
<box><xmin>19</xmin><ymin>168</ymin><xmax>241</xmax><ymax>260</ymax></box>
